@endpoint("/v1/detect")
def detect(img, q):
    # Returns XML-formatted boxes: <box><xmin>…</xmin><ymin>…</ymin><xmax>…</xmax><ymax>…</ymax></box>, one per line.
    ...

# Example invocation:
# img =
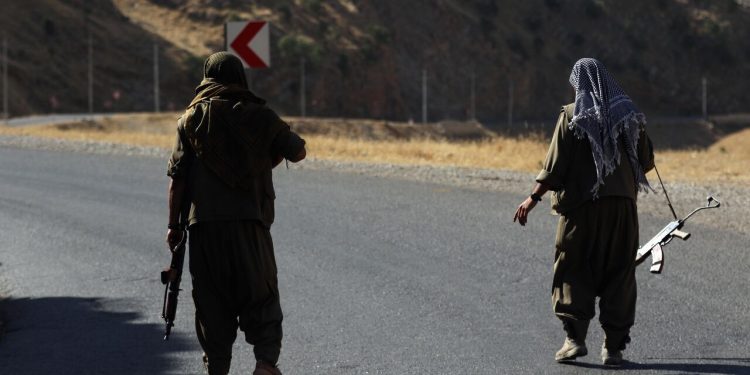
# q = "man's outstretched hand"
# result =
<box><xmin>513</xmin><ymin>197</ymin><xmax>538</xmax><ymax>226</ymax></box>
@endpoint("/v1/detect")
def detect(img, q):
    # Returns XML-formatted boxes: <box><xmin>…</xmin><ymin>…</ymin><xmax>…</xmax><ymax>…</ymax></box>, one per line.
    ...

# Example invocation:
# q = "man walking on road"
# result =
<box><xmin>513</xmin><ymin>58</ymin><xmax>654</xmax><ymax>367</ymax></box>
<box><xmin>166</xmin><ymin>52</ymin><xmax>306</xmax><ymax>375</ymax></box>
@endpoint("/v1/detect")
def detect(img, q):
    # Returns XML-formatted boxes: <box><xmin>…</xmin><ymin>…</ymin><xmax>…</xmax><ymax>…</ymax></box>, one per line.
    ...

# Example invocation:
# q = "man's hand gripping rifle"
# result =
<box><xmin>635</xmin><ymin>195</ymin><xmax>721</xmax><ymax>274</ymax></box>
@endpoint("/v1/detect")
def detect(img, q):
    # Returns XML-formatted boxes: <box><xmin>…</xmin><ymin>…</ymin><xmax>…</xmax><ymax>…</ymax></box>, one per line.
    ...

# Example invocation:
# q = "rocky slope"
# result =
<box><xmin>2</xmin><ymin>0</ymin><xmax>749</xmax><ymax>121</ymax></box>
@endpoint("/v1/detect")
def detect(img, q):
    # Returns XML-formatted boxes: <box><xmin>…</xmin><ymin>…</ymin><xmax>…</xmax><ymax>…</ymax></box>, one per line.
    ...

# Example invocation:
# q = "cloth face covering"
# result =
<box><xmin>568</xmin><ymin>58</ymin><xmax>651</xmax><ymax>195</ymax></box>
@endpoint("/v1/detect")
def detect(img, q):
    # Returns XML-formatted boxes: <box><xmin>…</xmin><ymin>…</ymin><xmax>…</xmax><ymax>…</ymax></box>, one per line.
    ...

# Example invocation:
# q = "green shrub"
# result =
<box><xmin>278</xmin><ymin>34</ymin><xmax>322</xmax><ymax>63</ymax></box>
<box><xmin>584</xmin><ymin>0</ymin><xmax>603</xmax><ymax>18</ymax></box>
<box><xmin>302</xmin><ymin>0</ymin><xmax>323</xmax><ymax>13</ymax></box>
<box><xmin>273</xmin><ymin>2</ymin><xmax>292</xmax><ymax>22</ymax></box>
<box><xmin>367</xmin><ymin>24</ymin><xmax>391</xmax><ymax>44</ymax></box>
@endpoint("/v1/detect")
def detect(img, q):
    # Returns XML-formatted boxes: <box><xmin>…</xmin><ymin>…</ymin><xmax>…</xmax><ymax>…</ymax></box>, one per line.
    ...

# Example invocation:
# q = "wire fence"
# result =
<box><xmin>0</xmin><ymin>25</ymin><xmax>737</xmax><ymax>135</ymax></box>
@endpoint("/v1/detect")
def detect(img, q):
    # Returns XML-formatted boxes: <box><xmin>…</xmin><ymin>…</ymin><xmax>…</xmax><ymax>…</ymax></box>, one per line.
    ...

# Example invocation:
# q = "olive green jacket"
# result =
<box><xmin>536</xmin><ymin>103</ymin><xmax>655</xmax><ymax>214</ymax></box>
<box><xmin>168</xmin><ymin>101</ymin><xmax>305</xmax><ymax>228</ymax></box>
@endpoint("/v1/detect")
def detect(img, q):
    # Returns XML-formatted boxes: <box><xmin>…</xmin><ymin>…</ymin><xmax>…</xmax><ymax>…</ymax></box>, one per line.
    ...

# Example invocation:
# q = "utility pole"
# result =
<box><xmin>701</xmin><ymin>76</ymin><xmax>707</xmax><ymax>120</ymax></box>
<box><xmin>422</xmin><ymin>69</ymin><xmax>427</xmax><ymax>124</ymax></box>
<box><xmin>507</xmin><ymin>78</ymin><xmax>514</xmax><ymax>127</ymax></box>
<box><xmin>153</xmin><ymin>41</ymin><xmax>160</xmax><ymax>113</ymax></box>
<box><xmin>300</xmin><ymin>57</ymin><xmax>306</xmax><ymax>118</ymax></box>
<box><xmin>87</xmin><ymin>31</ymin><xmax>93</xmax><ymax>114</ymax></box>
<box><xmin>2</xmin><ymin>33</ymin><xmax>8</xmax><ymax>121</ymax></box>
<box><xmin>469</xmin><ymin>69</ymin><xmax>476</xmax><ymax>121</ymax></box>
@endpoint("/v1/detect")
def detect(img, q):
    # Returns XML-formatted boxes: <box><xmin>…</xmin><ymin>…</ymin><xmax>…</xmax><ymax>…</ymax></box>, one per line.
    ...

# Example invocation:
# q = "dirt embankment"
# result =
<box><xmin>1</xmin><ymin>112</ymin><xmax>498</xmax><ymax>142</ymax></box>
<box><xmin>8</xmin><ymin>111</ymin><xmax>749</xmax><ymax>145</ymax></box>
<box><xmin>1</xmin><ymin>113</ymin><xmax>748</xmax><ymax>183</ymax></box>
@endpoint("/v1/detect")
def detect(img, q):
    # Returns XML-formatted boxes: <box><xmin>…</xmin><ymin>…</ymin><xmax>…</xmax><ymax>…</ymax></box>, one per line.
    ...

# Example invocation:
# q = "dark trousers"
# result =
<box><xmin>551</xmin><ymin>197</ymin><xmax>638</xmax><ymax>350</ymax></box>
<box><xmin>189</xmin><ymin>221</ymin><xmax>283</xmax><ymax>373</ymax></box>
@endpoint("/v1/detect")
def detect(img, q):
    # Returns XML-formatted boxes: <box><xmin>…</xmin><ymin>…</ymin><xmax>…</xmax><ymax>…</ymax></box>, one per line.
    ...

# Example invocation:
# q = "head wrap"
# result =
<box><xmin>203</xmin><ymin>52</ymin><xmax>249</xmax><ymax>88</ymax></box>
<box><xmin>568</xmin><ymin>58</ymin><xmax>651</xmax><ymax>195</ymax></box>
<box><xmin>187</xmin><ymin>52</ymin><xmax>258</xmax><ymax>109</ymax></box>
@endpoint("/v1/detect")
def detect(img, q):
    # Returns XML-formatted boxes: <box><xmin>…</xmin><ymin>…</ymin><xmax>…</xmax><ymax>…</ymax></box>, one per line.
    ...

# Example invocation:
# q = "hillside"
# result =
<box><xmin>0</xmin><ymin>0</ymin><xmax>203</xmax><ymax>115</ymax></box>
<box><xmin>2</xmin><ymin>0</ymin><xmax>750</xmax><ymax>121</ymax></box>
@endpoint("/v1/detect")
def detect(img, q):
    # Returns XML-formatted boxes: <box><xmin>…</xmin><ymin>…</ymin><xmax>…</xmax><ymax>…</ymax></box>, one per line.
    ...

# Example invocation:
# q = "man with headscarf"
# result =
<box><xmin>513</xmin><ymin>58</ymin><xmax>654</xmax><ymax>367</ymax></box>
<box><xmin>166</xmin><ymin>52</ymin><xmax>306</xmax><ymax>375</ymax></box>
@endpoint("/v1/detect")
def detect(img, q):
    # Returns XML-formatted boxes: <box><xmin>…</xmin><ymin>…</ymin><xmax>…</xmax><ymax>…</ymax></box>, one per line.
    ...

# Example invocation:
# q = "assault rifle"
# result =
<box><xmin>635</xmin><ymin>195</ymin><xmax>721</xmax><ymax>274</ymax></box>
<box><xmin>161</xmin><ymin>227</ymin><xmax>187</xmax><ymax>340</ymax></box>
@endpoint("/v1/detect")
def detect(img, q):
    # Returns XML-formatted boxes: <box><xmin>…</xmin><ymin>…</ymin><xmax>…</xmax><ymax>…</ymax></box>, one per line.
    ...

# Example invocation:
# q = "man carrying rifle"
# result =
<box><xmin>513</xmin><ymin>58</ymin><xmax>654</xmax><ymax>366</ymax></box>
<box><xmin>167</xmin><ymin>52</ymin><xmax>306</xmax><ymax>375</ymax></box>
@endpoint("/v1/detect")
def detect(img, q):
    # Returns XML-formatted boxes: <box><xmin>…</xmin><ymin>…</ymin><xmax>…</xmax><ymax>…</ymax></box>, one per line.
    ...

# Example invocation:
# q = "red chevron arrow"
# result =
<box><xmin>230</xmin><ymin>21</ymin><xmax>268</xmax><ymax>68</ymax></box>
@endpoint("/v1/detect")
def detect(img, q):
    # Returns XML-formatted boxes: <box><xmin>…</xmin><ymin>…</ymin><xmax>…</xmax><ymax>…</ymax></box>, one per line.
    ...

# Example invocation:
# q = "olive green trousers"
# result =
<box><xmin>552</xmin><ymin>197</ymin><xmax>638</xmax><ymax>350</ymax></box>
<box><xmin>189</xmin><ymin>221</ymin><xmax>283</xmax><ymax>374</ymax></box>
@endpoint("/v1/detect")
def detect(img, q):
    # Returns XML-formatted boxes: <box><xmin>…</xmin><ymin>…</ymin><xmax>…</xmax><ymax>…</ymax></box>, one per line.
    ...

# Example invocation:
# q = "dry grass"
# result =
<box><xmin>305</xmin><ymin>134</ymin><xmax>750</xmax><ymax>183</ymax></box>
<box><xmin>653</xmin><ymin>128</ymin><xmax>750</xmax><ymax>183</ymax></box>
<box><xmin>0</xmin><ymin>118</ymin><xmax>174</xmax><ymax>149</ymax></box>
<box><xmin>305</xmin><ymin>135</ymin><xmax>548</xmax><ymax>172</ymax></box>
<box><xmin>2</xmin><ymin>115</ymin><xmax>748</xmax><ymax>184</ymax></box>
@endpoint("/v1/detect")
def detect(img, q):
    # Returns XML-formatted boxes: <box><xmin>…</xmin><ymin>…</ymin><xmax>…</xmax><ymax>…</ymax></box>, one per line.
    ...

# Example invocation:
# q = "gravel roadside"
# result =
<box><xmin>2</xmin><ymin>134</ymin><xmax>746</xmax><ymax>236</ymax></box>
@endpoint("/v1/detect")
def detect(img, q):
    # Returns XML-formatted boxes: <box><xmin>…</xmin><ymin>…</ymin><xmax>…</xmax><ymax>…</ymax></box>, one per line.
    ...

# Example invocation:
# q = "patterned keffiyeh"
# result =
<box><xmin>568</xmin><ymin>58</ymin><xmax>652</xmax><ymax>195</ymax></box>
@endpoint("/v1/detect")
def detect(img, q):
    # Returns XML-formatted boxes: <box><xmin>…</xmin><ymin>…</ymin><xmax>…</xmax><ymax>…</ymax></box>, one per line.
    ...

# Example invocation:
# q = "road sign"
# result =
<box><xmin>225</xmin><ymin>21</ymin><xmax>270</xmax><ymax>69</ymax></box>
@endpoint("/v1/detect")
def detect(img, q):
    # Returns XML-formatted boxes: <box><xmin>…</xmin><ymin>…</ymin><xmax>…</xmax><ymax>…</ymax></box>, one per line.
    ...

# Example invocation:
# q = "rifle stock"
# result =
<box><xmin>636</xmin><ymin>196</ymin><xmax>720</xmax><ymax>275</ymax></box>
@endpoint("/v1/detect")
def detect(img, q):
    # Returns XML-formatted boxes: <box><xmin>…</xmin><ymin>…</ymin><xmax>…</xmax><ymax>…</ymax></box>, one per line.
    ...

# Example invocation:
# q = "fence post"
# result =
<box><xmin>300</xmin><ymin>57</ymin><xmax>306</xmax><ymax>118</ymax></box>
<box><xmin>153</xmin><ymin>41</ymin><xmax>160</xmax><ymax>113</ymax></box>
<box><xmin>508</xmin><ymin>78</ymin><xmax>514</xmax><ymax>127</ymax></box>
<box><xmin>2</xmin><ymin>33</ymin><xmax>8</xmax><ymax>121</ymax></box>
<box><xmin>422</xmin><ymin>69</ymin><xmax>427</xmax><ymax>124</ymax></box>
<box><xmin>701</xmin><ymin>76</ymin><xmax>707</xmax><ymax>120</ymax></box>
<box><xmin>88</xmin><ymin>31</ymin><xmax>93</xmax><ymax>113</ymax></box>
<box><xmin>469</xmin><ymin>69</ymin><xmax>476</xmax><ymax>121</ymax></box>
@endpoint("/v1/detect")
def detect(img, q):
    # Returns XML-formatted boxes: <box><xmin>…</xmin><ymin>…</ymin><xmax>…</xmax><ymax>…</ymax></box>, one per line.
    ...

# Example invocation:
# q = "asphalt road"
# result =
<box><xmin>0</xmin><ymin>146</ymin><xmax>748</xmax><ymax>375</ymax></box>
<box><xmin>3</xmin><ymin>114</ymin><xmax>111</xmax><ymax>127</ymax></box>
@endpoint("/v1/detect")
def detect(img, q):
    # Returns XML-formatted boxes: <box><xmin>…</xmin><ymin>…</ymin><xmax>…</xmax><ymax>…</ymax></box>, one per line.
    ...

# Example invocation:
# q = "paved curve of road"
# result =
<box><xmin>0</xmin><ymin>146</ymin><xmax>748</xmax><ymax>374</ymax></box>
<box><xmin>3</xmin><ymin>114</ymin><xmax>112</xmax><ymax>127</ymax></box>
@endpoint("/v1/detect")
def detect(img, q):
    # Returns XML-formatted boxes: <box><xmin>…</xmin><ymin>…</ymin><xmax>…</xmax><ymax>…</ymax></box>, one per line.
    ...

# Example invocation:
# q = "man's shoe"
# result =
<box><xmin>601</xmin><ymin>344</ymin><xmax>624</xmax><ymax>367</ymax></box>
<box><xmin>555</xmin><ymin>338</ymin><xmax>588</xmax><ymax>362</ymax></box>
<box><xmin>254</xmin><ymin>361</ymin><xmax>282</xmax><ymax>375</ymax></box>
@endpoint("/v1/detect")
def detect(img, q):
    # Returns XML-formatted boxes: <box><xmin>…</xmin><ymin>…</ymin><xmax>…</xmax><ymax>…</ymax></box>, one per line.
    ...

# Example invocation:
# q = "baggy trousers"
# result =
<box><xmin>551</xmin><ymin>197</ymin><xmax>638</xmax><ymax>350</ymax></box>
<box><xmin>189</xmin><ymin>220</ymin><xmax>283</xmax><ymax>373</ymax></box>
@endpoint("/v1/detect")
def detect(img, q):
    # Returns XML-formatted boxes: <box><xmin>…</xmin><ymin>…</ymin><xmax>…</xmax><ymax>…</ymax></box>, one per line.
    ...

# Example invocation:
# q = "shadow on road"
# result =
<box><xmin>559</xmin><ymin>359</ymin><xmax>750</xmax><ymax>374</ymax></box>
<box><xmin>628</xmin><ymin>361</ymin><xmax>750</xmax><ymax>374</ymax></box>
<box><xmin>0</xmin><ymin>296</ymin><xmax>194</xmax><ymax>374</ymax></box>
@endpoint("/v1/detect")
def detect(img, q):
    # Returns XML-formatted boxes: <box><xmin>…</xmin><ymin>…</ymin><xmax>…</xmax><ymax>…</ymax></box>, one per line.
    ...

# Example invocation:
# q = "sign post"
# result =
<box><xmin>2</xmin><ymin>33</ymin><xmax>7</xmax><ymax>121</ymax></box>
<box><xmin>300</xmin><ymin>57</ymin><xmax>306</xmax><ymax>117</ymax></box>
<box><xmin>88</xmin><ymin>31</ymin><xmax>93</xmax><ymax>113</ymax></box>
<box><xmin>702</xmin><ymin>77</ymin><xmax>708</xmax><ymax>120</ymax></box>
<box><xmin>154</xmin><ymin>41</ymin><xmax>160</xmax><ymax>113</ymax></box>
<box><xmin>422</xmin><ymin>69</ymin><xmax>427</xmax><ymax>124</ymax></box>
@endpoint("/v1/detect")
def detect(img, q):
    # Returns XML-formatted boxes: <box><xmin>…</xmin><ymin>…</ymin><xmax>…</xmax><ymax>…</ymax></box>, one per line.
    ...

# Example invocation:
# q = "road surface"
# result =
<box><xmin>3</xmin><ymin>114</ymin><xmax>112</xmax><ymax>128</ymax></box>
<box><xmin>0</xmin><ymin>146</ymin><xmax>748</xmax><ymax>374</ymax></box>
